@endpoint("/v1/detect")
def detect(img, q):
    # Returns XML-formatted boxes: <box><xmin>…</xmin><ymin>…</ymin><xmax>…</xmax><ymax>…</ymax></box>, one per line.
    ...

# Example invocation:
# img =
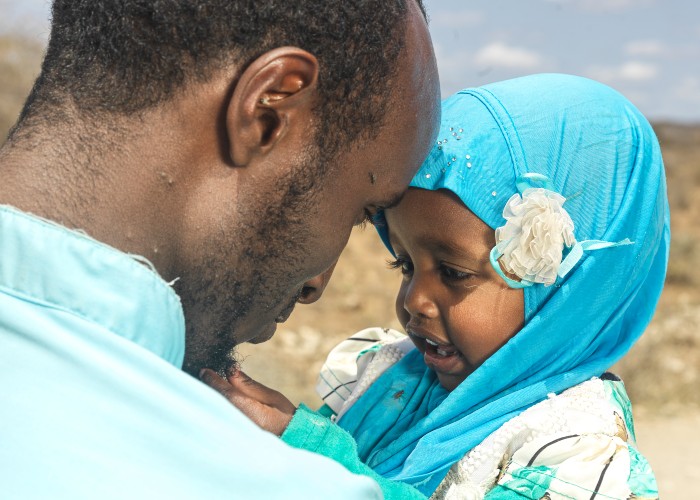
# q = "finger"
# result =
<box><xmin>200</xmin><ymin>369</ymin><xmax>293</xmax><ymax>435</ymax></box>
<box><xmin>227</xmin><ymin>370</ymin><xmax>296</xmax><ymax>414</ymax></box>
<box><xmin>226</xmin><ymin>368</ymin><xmax>252</xmax><ymax>384</ymax></box>
<box><xmin>227</xmin><ymin>370</ymin><xmax>266</xmax><ymax>390</ymax></box>
<box><xmin>227</xmin><ymin>370</ymin><xmax>278</xmax><ymax>399</ymax></box>
<box><xmin>199</xmin><ymin>368</ymin><xmax>232</xmax><ymax>395</ymax></box>
<box><xmin>201</xmin><ymin>369</ymin><xmax>266</xmax><ymax>415</ymax></box>
<box><xmin>200</xmin><ymin>368</ymin><xmax>256</xmax><ymax>405</ymax></box>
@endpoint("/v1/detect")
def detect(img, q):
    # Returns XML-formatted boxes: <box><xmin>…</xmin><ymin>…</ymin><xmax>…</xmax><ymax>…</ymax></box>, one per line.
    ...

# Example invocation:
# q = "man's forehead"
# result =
<box><xmin>415</xmin><ymin>0</ymin><xmax>428</xmax><ymax>21</ymax></box>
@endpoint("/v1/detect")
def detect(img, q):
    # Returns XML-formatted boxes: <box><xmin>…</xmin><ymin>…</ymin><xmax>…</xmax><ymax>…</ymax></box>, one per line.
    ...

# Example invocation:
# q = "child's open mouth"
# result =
<box><xmin>407</xmin><ymin>330</ymin><xmax>469</xmax><ymax>385</ymax></box>
<box><xmin>420</xmin><ymin>337</ymin><xmax>465</xmax><ymax>375</ymax></box>
<box><xmin>424</xmin><ymin>338</ymin><xmax>458</xmax><ymax>357</ymax></box>
<box><xmin>407</xmin><ymin>331</ymin><xmax>462</xmax><ymax>364</ymax></box>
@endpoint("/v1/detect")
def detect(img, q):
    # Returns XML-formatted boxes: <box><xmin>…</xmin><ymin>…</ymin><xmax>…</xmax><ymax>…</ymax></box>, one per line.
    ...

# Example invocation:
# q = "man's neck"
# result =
<box><xmin>0</xmin><ymin>108</ymin><xmax>184</xmax><ymax>279</ymax></box>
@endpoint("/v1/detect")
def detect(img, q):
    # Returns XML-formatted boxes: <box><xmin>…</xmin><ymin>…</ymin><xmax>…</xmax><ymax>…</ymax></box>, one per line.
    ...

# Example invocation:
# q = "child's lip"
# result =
<box><xmin>406</xmin><ymin>325</ymin><xmax>452</xmax><ymax>348</ymax></box>
<box><xmin>425</xmin><ymin>339</ymin><xmax>459</xmax><ymax>356</ymax></box>
<box><xmin>407</xmin><ymin>326</ymin><xmax>462</xmax><ymax>372</ymax></box>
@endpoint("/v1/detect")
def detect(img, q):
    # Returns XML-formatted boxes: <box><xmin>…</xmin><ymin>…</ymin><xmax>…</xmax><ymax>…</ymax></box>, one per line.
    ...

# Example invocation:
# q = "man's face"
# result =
<box><xmin>177</xmin><ymin>0</ymin><xmax>440</xmax><ymax>375</ymax></box>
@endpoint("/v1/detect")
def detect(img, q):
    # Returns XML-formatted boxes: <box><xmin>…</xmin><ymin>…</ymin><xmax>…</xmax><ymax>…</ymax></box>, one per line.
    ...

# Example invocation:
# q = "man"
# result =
<box><xmin>0</xmin><ymin>0</ymin><xmax>439</xmax><ymax>498</ymax></box>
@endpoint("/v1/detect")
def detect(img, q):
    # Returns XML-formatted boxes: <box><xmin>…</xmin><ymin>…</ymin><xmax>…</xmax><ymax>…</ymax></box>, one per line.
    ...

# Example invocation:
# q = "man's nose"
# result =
<box><xmin>297</xmin><ymin>261</ymin><xmax>338</xmax><ymax>305</ymax></box>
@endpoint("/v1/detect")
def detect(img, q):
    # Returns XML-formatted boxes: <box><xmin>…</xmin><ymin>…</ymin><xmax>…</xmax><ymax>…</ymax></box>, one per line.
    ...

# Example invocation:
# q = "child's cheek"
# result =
<box><xmin>395</xmin><ymin>285</ymin><xmax>410</xmax><ymax>328</ymax></box>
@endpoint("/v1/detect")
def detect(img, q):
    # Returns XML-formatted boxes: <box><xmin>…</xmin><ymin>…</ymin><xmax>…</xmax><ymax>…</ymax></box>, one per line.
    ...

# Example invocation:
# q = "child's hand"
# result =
<box><xmin>199</xmin><ymin>368</ymin><xmax>296</xmax><ymax>436</ymax></box>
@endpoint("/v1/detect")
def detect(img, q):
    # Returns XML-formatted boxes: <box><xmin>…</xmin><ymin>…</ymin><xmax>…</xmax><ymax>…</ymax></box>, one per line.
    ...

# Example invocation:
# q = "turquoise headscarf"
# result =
<box><xmin>338</xmin><ymin>74</ymin><xmax>670</xmax><ymax>495</ymax></box>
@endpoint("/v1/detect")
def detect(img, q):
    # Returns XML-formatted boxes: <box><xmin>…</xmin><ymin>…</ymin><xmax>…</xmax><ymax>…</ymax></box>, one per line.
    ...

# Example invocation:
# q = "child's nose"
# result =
<box><xmin>403</xmin><ymin>275</ymin><xmax>439</xmax><ymax>319</ymax></box>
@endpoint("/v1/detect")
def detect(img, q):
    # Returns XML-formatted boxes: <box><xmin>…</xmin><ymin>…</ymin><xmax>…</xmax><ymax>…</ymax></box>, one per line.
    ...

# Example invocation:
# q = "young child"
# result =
<box><xmin>204</xmin><ymin>73</ymin><xmax>667</xmax><ymax>499</ymax></box>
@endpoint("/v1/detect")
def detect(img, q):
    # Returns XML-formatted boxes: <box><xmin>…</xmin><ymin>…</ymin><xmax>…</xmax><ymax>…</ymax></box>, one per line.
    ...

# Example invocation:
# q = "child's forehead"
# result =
<box><xmin>386</xmin><ymin>188</ymin><xmax>494</xmax><ymax>258</ymax></box>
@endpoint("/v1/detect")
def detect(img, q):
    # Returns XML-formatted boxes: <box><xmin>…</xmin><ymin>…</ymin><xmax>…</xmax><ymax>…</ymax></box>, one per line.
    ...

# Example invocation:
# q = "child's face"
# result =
<box><xmin>384</xmin><ymin>188</ymin><xmax>524</xmax><ymax>391</ymax></box>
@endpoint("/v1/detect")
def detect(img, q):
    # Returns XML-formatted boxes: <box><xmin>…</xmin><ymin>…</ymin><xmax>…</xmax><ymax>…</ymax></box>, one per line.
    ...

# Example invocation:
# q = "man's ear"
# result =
<box><xmin>226</xmin><ymin>47</ymin><xmax>319</xmax><ymax>166</ymax></box>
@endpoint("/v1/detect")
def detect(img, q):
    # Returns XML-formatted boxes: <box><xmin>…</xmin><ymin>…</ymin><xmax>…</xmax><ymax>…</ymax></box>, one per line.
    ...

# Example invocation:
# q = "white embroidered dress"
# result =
<box><xmin>316</xmin><ymin>328</ymin><xmax>658</xmax><ymax>500</ymax></box>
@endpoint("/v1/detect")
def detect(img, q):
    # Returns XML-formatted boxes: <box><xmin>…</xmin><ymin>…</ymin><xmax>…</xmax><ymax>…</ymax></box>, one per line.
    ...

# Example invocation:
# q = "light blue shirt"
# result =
<box><xmin>0</xmin><ymin>205</ymin><xmax>381</xmax><ymax>499</ymax></box>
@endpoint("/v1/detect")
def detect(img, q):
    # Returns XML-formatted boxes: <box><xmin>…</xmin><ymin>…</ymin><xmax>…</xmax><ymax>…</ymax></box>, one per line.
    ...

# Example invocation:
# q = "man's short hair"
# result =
<box><xmin>18</xmin><ymin>0</ymin><xmax>426</xmax><ymax>155</ymax></box>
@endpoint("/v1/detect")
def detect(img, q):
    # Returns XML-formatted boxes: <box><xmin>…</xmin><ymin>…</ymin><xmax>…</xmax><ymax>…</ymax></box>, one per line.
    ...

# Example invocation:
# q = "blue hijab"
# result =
<box><xmin>338</xmin><ymin>74</ymin><xmax>670</xmax><ymax>495</ymax></box>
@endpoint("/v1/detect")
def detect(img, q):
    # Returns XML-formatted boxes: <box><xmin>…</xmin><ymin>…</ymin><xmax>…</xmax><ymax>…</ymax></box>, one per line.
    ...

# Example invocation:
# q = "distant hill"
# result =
<box><xmin>0</xmin><ymin>34</ymin><xmax>42</xmax><ymax>141</ymax></box>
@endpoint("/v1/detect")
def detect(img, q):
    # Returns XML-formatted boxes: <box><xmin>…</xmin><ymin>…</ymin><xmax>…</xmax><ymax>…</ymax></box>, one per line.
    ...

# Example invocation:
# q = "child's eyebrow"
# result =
<box><xmin>429</xmin><ymin>239</ymin><xmax>487</xmax><ymax>265</ymax></box>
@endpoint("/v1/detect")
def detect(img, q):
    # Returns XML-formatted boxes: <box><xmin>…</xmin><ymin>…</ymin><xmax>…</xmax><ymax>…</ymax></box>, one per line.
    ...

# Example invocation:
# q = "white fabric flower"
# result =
<box><xmin>494</xmin><ymin>188</ymin><xmax>575</xmax><ymax>286</ymax></box>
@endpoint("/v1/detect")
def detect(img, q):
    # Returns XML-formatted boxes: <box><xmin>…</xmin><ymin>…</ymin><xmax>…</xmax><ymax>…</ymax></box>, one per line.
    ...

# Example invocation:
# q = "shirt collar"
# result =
<box><xmin>0</xmin><ymin>205</ymin><xmax>186</xmax><ymax>367</ymax></box>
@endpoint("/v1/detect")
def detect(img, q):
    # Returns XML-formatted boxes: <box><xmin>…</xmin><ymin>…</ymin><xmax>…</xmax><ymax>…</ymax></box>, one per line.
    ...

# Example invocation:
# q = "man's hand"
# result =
<box><xmin>200</xmin><ymin>368</ymin><xmax>296</xmax><ymax>436</ymax></box>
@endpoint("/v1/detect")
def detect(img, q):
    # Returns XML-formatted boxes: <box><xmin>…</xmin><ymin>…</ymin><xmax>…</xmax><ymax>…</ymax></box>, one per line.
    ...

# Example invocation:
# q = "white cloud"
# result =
<box><xmin>624</xmin><ymin>39</ymin><xmax>665</xmax><ymax>57</ymax></box>
<box><xmin>587</xmin><ymin>61</ymin><xmax>658</xmax><ymax>83</ymax></box>
<box><xmin>474</xmin><ymin>42</ymin><xmax>543</xmax><ymax>69</ymax></box>
<box><xmin>619</xmin><ymin>62</ymin><xmax>658</xmax><ymax>80</ymax></box>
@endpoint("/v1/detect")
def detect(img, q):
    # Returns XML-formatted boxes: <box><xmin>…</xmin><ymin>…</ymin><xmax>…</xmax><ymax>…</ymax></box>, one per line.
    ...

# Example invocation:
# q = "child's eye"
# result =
<box><xmin>387</xmin><ymin>257</ymin><xmax>413</xmax><ymax>276</ymax></box>
<box><xmin>440</xmin><ymin>264</ymin><xmax>473</xmax><ymax>282</ymax></box>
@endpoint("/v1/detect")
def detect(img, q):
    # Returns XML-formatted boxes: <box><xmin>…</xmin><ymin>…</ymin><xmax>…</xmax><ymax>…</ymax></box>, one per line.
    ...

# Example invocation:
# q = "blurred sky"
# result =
<box><xmin>1</xmin><ymin>0</ymin><xmax>698</xmax><ymax>122</ymax></box>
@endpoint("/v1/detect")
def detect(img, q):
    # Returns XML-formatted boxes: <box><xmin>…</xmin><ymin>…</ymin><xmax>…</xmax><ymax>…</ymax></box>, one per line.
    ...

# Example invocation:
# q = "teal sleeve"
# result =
<box><xmin>282</xmin><ymin>404</ymin><xmax>427</xmax><ymax>500</ymax></box>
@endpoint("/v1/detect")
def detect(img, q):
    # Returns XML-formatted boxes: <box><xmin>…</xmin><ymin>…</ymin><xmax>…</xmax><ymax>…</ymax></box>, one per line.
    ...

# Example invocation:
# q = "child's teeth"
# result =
<box><xmin>423</xmin><ymin>337</ymin><xmax>454</xmax><ymax>356</ymax></box>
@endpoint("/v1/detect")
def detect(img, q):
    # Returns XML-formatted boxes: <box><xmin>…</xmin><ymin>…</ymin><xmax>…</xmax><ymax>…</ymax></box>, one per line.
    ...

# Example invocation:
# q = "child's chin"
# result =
<box><xmin>425</xmin><ymin>351</ymin><xmax>470</xmax><ymax>389</ymax></box>
<box><xmin>436</xmin><ymin>372</ymin><xmax>469</xmax><ymax>392</ymax></box>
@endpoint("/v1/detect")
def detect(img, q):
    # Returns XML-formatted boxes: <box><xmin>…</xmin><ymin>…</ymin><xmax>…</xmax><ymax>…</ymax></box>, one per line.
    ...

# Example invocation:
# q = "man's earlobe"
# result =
<box><xmin>226</xmin><ymin>47</ymin><xmax>319</xmax><ymax>166</ymax></box>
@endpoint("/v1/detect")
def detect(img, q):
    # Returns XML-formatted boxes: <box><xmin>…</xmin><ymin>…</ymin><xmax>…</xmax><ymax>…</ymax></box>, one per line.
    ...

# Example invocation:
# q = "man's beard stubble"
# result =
<box><xmin>176</xmin><ymin>153</ymin><xmax>326</xmax><ymax>377</ymax></box>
